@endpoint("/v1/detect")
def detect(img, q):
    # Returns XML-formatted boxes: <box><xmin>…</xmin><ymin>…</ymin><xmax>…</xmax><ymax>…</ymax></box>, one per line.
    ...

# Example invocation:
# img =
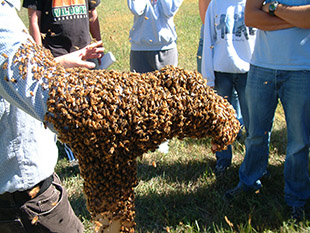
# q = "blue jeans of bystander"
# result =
<box><xmin>239</xmin><ymin>65</ymin><xmax>310</xmax><ymax>207</ymax></box>
<box><xmin>214</xmin><ymin>71</ymin><xmax>249</xmax><ymax>168</ymax></box>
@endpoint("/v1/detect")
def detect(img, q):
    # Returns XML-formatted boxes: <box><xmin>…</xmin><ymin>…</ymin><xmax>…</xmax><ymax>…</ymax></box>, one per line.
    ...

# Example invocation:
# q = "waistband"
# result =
<box><xmin>0</xmin><ymin>174</ymin><xmax>54</xmax><ymax>207</ymax></box>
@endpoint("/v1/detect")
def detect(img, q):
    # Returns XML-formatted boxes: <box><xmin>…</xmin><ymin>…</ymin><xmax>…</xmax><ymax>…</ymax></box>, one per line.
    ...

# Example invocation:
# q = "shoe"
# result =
<box><xmin>224</xmin><ymin>181</ymin><xmax>261</xmax><ymax>201</ymax></box>
<box><xmin>290</xmin><ymin>206</ymin><xmax>305</xmax><ymax>221</ymax></box>
<box><xmin>214</xmin><ymin>164</ymin><xmax>228</xmax><ymax>176</ymax></box>
<box><xmin>224</xmin><ymin>183</ymin><xmax>244</xmax><ymax>201</ymax></box>
<box><xmin>262</xmin><ymin>169</ymin><xmax>271</xmax><ymax>180</ymax></box>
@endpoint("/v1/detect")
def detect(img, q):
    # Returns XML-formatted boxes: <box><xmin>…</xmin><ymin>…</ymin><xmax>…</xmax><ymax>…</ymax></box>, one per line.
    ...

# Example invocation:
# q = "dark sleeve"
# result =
<box><xmin>89</xmin><ymin>0</ymin><xmax>100</xmax><ymax>10</ymax></box>
<box><xmin>22</xmin><ymin>0</ymin><xmax>39</xmax><ymax>10</ymax></box>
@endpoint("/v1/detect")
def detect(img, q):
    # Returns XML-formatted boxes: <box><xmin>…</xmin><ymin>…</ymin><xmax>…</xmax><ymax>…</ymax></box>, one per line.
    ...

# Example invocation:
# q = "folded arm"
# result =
<box><xmin>245</xmin><ymin>0</ymin><xmax>291</xmax><ymax>30</ymax></box>
<box><xmin>261</xmin><ymin>2</ymin><xmax>310</xmax><ymax>29</ymax></box>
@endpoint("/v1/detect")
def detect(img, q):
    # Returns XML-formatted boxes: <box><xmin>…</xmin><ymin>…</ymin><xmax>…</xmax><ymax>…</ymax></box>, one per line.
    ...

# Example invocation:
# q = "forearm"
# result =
<box><xmin>198</xmin><ymin>0</ymin><xmax>211</xmax><ymax>24</ymax></box>
<box><xmin>27</xmin><ymin>9</ymin><xmax>42</xmax><ymax>45</ymax></box>
<box><xmin>262</xmin><ymin>3</ymin><xmax>310</xmax><ymax>29</ymax></box>
<box><xmin>89</xmin><ymin>9</ymin><xmax>101</xmax><ymax>41</ymax></box>
<box><xmin>244</xmin><ymin>0</ymin><xmax>292</xmax><ymax>31</ymax></box>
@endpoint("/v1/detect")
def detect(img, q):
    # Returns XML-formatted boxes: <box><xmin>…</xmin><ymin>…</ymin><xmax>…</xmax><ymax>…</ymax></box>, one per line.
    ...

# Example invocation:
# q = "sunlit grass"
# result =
<box><xmin>17</xmin><ymin>1</ymin><xmax>310</xmax><ymax>232</ymax></box>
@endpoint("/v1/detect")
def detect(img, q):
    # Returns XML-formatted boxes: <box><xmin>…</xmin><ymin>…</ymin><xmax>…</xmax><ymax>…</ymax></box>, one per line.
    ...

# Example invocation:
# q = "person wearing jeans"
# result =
<box><xmin>225</xmin><ymin>0</ymin><xmax>310</xmax><ymax>221</ymax></box>
<box><xmin>213</xmin><ymin>72</ymin><xmax>248</xmax><ymax>170</ymax></box>
<box><xmin>201</xmin><ymin>0</ymin><xmax>256</xmax><ymax>175</ymax></box>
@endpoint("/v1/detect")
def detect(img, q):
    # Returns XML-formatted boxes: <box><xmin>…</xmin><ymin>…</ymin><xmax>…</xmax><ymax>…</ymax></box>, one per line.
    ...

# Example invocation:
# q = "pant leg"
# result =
<box><xmin>233</xmin><ymin>73</ymin><xmax>248</xmax><ymax>132</ymax></box>
<box><xmin>231</xmin><ymin>89</ymin><xmax>243</xmax><ymax>127</ymax></box>
<box><xmin>239</xmin><ymin>65</ymin><xmax>278</xmax><ymax>188</ymax></box>
<box><xmin>0</xmin><ymin>206</ymin><xmax>27</xmax><ymax>233</ymax></box>
<box><xmin>155</xmin><ymin>47</ymin><xmax>178</xmax><ymax>70</ymax></box>
<box><xmin>214</xmin><ymin>72</ymin><xmax>234</xmax><ymax>167</ymax></box>
<box><xmin>278</xmin><ymin>70</ymin><xmax>310</xmax><ymax>207</ymax></box>
<box><xmin>196</xmin><ymin>36</ymin><xmax>203</xmax><ymax>74</ymax></box>
<box><xmin>130</xmin><ymin>50</ymin><xmax>154</xmax><ymax>73</ymax></box>
<box><xmin>19</xmin><ymin>173</ymin><xmax>84</xmax><ymax>233</ymax></box>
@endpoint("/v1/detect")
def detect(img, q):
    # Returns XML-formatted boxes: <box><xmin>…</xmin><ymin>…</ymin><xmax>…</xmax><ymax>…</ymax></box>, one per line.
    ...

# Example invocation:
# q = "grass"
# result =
<box><xmin>17</xmin><ymin>0</ymin><xmax>310</xmax><ymax>232</ymax></box>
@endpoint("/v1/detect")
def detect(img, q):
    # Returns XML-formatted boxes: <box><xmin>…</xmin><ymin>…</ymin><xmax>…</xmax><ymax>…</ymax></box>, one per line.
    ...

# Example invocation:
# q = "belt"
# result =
<box><xmin>0</xmin><ymin>174</ymin><xmax>54</xmax><ymax>207</ymax></box>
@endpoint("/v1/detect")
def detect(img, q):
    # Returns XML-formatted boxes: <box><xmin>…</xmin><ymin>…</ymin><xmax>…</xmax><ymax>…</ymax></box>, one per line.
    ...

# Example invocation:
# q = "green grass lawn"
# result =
<box><xmin>17</xmin><ymin>0</ymin><xmax>310</xmax><ymax>232</ymax></box>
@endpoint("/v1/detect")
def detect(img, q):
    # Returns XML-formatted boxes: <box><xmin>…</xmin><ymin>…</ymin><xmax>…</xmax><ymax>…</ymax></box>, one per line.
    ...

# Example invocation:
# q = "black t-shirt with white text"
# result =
<box><xmin>23</xmin><ymin>0</ymin><xmax>100</xmax><ymax>57</ymax></box>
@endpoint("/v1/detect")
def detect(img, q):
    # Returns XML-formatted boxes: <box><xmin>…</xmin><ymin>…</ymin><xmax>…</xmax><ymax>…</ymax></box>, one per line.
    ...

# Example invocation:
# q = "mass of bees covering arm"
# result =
<box><xmin>6</xmin><ymin>41</ymin><xmax>240</xmax><ymax>233</ymax></box>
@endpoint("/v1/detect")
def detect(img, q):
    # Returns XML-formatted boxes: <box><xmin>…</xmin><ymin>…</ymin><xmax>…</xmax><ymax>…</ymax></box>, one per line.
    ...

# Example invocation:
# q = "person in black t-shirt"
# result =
<box><xmin>23</xmin><ymin>0</ymin><xmax>103</xmax><ymax>163</ymax></box>
<box><xmin>23</xmin><ymin>0</ymin><xmax>102</xmax><ymax>58</ymax></box>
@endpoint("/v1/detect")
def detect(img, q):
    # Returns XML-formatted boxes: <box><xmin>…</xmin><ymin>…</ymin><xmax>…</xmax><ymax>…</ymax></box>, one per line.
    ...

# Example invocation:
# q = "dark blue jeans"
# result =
<box><xmin>214</xmin><ymin>71</ymin><xmax>249</xmax><ymax>168</ymax></box>
<box><xmin>239</xmin><ymin>65</ymin><xmax>310</xmax><ymax>207</ymax></box>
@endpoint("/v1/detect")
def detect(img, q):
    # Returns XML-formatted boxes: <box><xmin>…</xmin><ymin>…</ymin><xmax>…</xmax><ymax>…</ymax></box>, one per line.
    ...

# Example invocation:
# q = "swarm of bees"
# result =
<box><xmin>8</xmin><ymin>41</ymin><xmax>240</xmax><ymax>233</ymax></box>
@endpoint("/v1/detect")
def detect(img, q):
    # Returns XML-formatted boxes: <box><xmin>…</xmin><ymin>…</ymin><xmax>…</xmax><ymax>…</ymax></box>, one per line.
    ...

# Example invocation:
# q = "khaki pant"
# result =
<box><xmin>0</xmin><ymin>173</ymin><xmax>84</xmax><ymax>233</ymax></box>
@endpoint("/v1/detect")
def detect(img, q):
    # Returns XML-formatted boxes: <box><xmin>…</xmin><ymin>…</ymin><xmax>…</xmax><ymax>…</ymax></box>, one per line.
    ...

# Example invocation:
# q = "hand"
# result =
<box><xmin>211</xmin><ymin>142</ymin><xmax>218</xmax><ymax>153</ymax></box>
<box><xmin>55</xmin><ymin>41</ymin><xmax>105</xmax><ymax>69</ymax></box>
<box><xmin>261</xmin><ymin>2</ymin><xmax>270</xmax><ymax>13</ymax></box>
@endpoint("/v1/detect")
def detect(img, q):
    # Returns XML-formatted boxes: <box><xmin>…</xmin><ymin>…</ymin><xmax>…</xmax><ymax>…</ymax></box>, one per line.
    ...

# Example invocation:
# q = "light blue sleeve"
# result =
<box><xmin>201</xmin><ymin>1</ymin><xmax>215</xmax><ymax>87</ymax></box>
<box><xmin>127</xmin><ymin>0</ymin><xmax>148</xmax><ymax>16</ymax></box>
<box><xmin>159</xmin><ymin>0</ymin><xmax>183</xmax><ymax>18</ymax></box>
<box><xmin>0</xmin><ymin>2</ymin><xmax>51</xmax><ymax>127</ymax></box>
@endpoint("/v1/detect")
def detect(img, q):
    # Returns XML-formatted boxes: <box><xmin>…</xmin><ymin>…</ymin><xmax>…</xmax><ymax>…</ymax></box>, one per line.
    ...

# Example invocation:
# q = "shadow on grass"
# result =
<box><xmin>134</xmin><ymin>126</ymin><xmax>309</xmax><ymax>233</ymax></box>
<box><xmin>135</xmin><ymin>160</ymin><xmax>303</xmax><ymax>233</ymax></box>
<box><xmin>55</xmin><ymin>125</ymin><xmax>304</xmax><ymax>232</ymax></box>
<box><xmin>181</xmin><ymin>126</ymin><xmax>288</xmax><ymax>156</ymax></box>
<box><xmin>270</xmin><ymin>126</ymin><xmax>287</xmax><ymax>155</ymax></box>
<box><xmin>138</xmin><ymin>157</ymin><xmax>216</xmax><ymax>183</ymax></box>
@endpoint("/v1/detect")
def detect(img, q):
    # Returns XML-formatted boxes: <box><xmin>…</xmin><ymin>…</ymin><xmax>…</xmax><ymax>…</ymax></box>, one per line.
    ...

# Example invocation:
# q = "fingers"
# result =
<box><xmin>87</xmin><ymin>40</ymin><xmax>103</xmax><ymax>49</ymax></box>
<box><xmin>78</xmin><ymin>61</ymin><xmax>96</xmax><ymax>69</ymax></box>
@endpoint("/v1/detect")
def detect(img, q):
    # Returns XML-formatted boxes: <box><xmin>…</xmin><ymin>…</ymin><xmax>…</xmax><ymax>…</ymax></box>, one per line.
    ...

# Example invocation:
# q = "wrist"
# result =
<box><xmin>268</xmin><ymin>1</ymin><xmax>279</xmax><ymax>16</ymax></box>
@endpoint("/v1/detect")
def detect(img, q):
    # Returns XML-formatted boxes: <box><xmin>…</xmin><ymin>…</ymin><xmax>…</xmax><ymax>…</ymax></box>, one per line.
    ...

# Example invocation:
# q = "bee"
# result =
<box><xmin>2</xmin><ymin>53</ymin><xmax>8</xmax><ymax>59</ymax></box>
<box><xmin>31</xmin><ymin>215</ymin><xmax>39</xmax><ymax>225</ymax></box>
<box><xmin>2</xmin><ymin>62</ymin><xmax>8</xmax><ymax>70</ymax></box>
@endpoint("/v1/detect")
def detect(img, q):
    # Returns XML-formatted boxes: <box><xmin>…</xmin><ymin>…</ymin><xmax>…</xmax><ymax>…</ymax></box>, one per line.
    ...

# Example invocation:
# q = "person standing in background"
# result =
<box><xmin>23</xmin><ymin>0</ymin><xmax>102</xmax><ymax>59</ymax></box>
<box><xmin>196</xmin><ymin>0</ymin><xmax>210</xmax><ymax>74</ymax></box>
<box><xmin>197</xmin><ymin>0</ymin><xmax>244</xmax><ymax>171</ymax></box>
<box><xmin>23</xmin><ymin>0</ymin><xmax>103</xmax><ymax>162</ymax></box>
<box><xmin>127</xmin><ymin>0</ymin><xmax>183</xmax><ymax>154</ymax></box>
<box><xmin>225</xmin><ymin>0</ymin><xmax>310</xmax><ymax>221</ymax></box>
<box><xmin>201</xmin><ymin>0</ymin><xmax>256</xmax><ymax>175</ymax></box>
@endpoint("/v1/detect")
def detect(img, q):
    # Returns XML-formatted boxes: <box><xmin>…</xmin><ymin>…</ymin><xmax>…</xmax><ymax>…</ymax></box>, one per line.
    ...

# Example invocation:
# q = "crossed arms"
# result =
<box><xmin>245</xmin><ymin>0</ymin><xmax>310</xmax><ymax>30</ymax></box>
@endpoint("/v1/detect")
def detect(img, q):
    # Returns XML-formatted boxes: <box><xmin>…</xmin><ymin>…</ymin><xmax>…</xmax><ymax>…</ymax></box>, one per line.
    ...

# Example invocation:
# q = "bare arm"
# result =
<box><xmin>261</xmin><ymin>2</ymin><xmax>310</xmax><ymax>29</ymax></box>
<box><xmin>55</xmin><ymin>41</ymin><xmax>105</xmax><ymax>69</ymax></box>
<box><xmin>244</xmin><ymin>0</ymin><xmax>291</xmax><ymax>31</ymax></box>
<box><xmin>198</xmin><ymin>0</ymin><xmax>211</xmax><ymax>24</ymax></box>
<box><xmin>27</xmin><ymin>9</ymin><xmax>42</xmax><ymax>45</ymax></box>
<box><xmin>89</xmin><ymin>8</ymin><xmax>101</xmax><ymax>42</ymax></box>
